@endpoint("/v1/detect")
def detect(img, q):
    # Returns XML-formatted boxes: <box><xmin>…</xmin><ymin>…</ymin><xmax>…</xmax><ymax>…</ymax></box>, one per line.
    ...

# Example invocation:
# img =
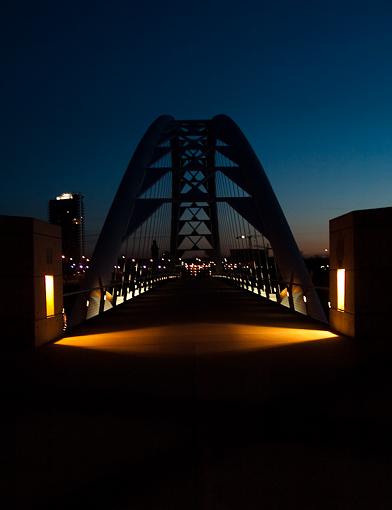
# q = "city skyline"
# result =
<box><xmin>1</xmin><ymin>1</ymin><xmax>392</xmax><ymax>255</ymax></box>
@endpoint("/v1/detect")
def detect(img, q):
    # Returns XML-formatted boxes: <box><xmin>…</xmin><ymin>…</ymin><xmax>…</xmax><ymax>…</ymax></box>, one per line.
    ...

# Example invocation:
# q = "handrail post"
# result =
<box><xmin>112</xmin><ymin>285</ymin><xmax>118</xmax><ymax>307</ymax></box>
<box><xmin>288</xmin><ymin>280</ymin><xmax>295</xmax><ymax>311</ymax></box>
<box><xmin>99</xmin><ymin>279</ymin><xmax>105</xmax><ymax>314</ymax></box>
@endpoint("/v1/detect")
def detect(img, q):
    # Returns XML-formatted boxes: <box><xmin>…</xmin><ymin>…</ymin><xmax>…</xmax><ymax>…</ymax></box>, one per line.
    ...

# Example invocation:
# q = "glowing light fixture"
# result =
<box><xmin>337</xmin><ymin>269</ymin><xmax>345</xmax><ymax>312</ymax></box>
<box><xmin>44</xmin><ymin>275</ymin><xmax>55</xmax><ymax>317</ymax></box>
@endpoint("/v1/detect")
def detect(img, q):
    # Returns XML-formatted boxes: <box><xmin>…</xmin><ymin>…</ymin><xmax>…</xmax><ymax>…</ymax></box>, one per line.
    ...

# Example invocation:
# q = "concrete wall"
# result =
<box><xmin>0</xmin><ymin>216</ymin><xmax>63</xmax><ymax>348</ymax></box>
<box><xmin>329</xmin><ymin>207</ymin><xmax>392</xmax><ymax>338</ymax></box>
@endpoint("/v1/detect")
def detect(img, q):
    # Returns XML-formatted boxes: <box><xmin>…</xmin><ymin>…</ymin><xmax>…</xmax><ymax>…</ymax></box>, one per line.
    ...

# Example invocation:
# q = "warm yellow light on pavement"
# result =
<box><xmin>56</xmin><ymin>323</ymin><xmax>338</xmax><ymax>355</ymax></box>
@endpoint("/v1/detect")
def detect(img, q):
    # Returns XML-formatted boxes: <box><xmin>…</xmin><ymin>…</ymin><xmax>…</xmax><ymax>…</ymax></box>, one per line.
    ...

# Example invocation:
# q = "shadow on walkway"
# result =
<box><xmin>10</xmin><ymin>278</ymin><xmax>392</xmax><ymax>509</ymax></box>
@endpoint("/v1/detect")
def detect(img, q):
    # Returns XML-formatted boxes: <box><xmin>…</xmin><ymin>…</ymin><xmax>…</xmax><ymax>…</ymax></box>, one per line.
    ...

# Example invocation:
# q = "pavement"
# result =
<box><xmin>9</xmin><ymin>277</ymin><xmax>392</xmax><ymax>509</ymax></box>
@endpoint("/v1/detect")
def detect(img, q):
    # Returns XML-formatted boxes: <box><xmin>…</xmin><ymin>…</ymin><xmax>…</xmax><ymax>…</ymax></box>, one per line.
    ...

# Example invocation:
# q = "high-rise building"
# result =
<box><xmin>49</xmin><ymin>192</ymin><xmax>85</xmax><ymax>261</ymax></box>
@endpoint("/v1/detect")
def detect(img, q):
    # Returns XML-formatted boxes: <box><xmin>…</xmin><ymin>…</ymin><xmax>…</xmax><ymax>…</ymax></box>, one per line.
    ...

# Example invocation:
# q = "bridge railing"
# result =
<box><xmin>63</xmin><ymin>267</ymin><xmax>180</xmax><ymax>331</ymax></box>
<box><xmin>214</xmin><ymin>270</ymin><xmax>310</xmax><ymax>316</ymax></box>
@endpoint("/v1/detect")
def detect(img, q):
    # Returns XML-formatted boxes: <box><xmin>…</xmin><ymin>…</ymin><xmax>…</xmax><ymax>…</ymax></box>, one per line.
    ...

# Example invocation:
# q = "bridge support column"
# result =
<box><xmin>329</xmin><ymin>207</ymin><xmax>392</xmax><ymax>338</ymax></box>
<box><xmin>0</xmin><ymin>216</ymin><xmax>63</xmax><ymax>348</ymax></box>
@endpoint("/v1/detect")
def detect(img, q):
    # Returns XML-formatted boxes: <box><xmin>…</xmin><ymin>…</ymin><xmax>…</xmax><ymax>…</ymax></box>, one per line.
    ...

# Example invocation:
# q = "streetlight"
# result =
<box><xmin>236</xmin><ymin>234</ymin><xmax>253</xmax><ymax>249</ymax></box>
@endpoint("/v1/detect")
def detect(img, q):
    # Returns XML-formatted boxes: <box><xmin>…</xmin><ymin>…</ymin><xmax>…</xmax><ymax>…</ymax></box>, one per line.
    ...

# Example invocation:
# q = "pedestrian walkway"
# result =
<box><xmin>11</xmin><ymin>277</ymin><xmax>392</xmax><ymax>509</ymax></box>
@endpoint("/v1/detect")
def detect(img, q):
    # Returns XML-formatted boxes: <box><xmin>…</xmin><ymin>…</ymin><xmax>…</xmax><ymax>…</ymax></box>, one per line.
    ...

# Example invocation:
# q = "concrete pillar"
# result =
<box><xmin>329</xmin><ymin>207</ymin><xmax>392</xmax><ymax>338</ymax></box>
<box><xmin>0</xmin><ymin>216</ymin><xmax>63</xmax><ymax>348</ymax></box>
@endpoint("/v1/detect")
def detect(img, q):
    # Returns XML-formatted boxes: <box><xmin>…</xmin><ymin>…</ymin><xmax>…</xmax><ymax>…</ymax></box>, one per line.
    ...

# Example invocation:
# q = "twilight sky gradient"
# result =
<box><xmin>1</xmin><ymin>0</ymin><xmax>392</xmax><ymax>255</ymax></box>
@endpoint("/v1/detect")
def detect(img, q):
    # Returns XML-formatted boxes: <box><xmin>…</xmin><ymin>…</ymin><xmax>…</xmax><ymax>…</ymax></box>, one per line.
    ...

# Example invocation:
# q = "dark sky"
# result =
<box><xmin>1</xmin><ymin>0</ymin><xmax>392</xmax><ymax>254</ymax></box>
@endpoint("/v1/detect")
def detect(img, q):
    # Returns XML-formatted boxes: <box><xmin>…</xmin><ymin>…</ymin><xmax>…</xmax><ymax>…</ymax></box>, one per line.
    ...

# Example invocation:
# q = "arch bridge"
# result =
<box><xmin>67</xmin><ymin>114</ymin><xmax>326</xmax><ymax>329</ymax></box>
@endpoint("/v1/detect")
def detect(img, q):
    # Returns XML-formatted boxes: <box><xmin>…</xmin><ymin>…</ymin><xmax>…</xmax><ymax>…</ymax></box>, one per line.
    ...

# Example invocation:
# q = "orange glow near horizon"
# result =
<box><xmin>55</xmin><ymin>323</ymin><xmax>339</xmax><ymax>355</ymax></box>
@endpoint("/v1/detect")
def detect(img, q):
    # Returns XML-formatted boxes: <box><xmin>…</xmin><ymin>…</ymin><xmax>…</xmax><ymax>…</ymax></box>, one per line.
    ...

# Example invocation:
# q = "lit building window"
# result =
<box><xmin>56</xmin><ymin>192</ymin><xmax>73</xmax><ymax>200</ymax></box>
<box><xmin>45</xmin><ymin>275</ymin><xmax>55</xmax><ymax>317</ymax></box>
<box><xmin>337</xmin><ymin>269</ymin><xmax>345</xmax><ymax>312</ymax></box>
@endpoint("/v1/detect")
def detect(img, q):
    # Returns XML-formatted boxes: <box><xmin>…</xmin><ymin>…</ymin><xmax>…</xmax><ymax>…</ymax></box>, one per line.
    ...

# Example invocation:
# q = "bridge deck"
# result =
<box><xmin>11</xmin><ymin>278</ymin><xmax>392</xmax><ymax>508</ymax></box>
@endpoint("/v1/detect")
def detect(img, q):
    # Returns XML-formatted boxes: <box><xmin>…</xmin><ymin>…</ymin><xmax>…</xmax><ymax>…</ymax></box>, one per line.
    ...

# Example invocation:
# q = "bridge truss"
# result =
<box><xmin>69</xmin><ymin>115</ymin><xmax>326</xmax><ymax>325</ymax></box>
